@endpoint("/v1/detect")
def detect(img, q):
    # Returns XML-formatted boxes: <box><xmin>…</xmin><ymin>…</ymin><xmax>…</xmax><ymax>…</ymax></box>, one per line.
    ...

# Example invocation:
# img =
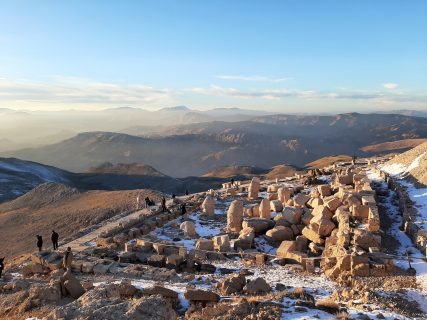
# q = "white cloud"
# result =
<box><xmin>383</xmin><ymin>83</ymin><xmax>399</xmax><ymax>90</ymax></box>
<box><xmin>190</xmin><ymin>85</ymin><xmax>427</xmax><ymax>107</ymax></box>
<box><xmin>215</xmin><ymin>75</ymin><xmax>291</xmax><ymax>82</ymax></box>
<box><xmin>0</xmin><ymin>77</ymin><xmax>173</xmax><ymax>109</ymax></box>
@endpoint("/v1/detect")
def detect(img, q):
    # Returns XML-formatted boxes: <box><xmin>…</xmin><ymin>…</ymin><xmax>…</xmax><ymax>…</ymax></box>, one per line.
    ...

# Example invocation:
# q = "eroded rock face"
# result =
<box><xmin>45</xmin><ymin>283</ymin><xmax>177</xmax><ymax>320</ymax></box>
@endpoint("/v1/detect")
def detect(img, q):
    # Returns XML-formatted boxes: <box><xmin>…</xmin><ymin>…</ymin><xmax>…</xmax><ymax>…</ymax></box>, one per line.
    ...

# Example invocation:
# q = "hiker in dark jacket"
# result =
<box><xmin>51</xmin><ymin>230</ymin><xmax>59</xmax><ymax>250</ymax></box>
<box><xmin>180</xmin><ymin>203</ymin><xmax>187</xmax><ymax>221</ymax></box>
<box><xmin>161</xmin><ymin>196</ymin><xmax>167</xmax><ymax>212</ymax></box>
<box><xmin>185</xmin><ymin>189</ymin><xmax>189</xmax><ymax>196</ymax></box>
<box><xmin>0</xmin><ymin>257</ymin><xmax>4</xmax><ymax>279</ymax></box>
<box><xmin>36</xmin><ymin>235</ymin><xmax>43</xmax><ymax>252</ymax></box>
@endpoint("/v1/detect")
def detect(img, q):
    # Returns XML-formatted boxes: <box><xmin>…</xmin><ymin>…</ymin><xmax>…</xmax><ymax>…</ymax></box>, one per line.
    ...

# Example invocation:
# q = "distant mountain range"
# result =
<box><xmin>1</xmin><ymin>106</ymin><xmax>426</xmax><ymax>151</ymax></box>
<box><xmin>2</xmin><ymin>113</ymin><xmax>427</xmax><ymax>177</ymax></box>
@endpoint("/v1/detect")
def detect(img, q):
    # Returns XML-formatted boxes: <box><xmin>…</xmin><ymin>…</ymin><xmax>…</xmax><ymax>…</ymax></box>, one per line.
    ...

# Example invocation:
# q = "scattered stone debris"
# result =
<box><xmin>1</xmin><ymin>156</ymin><xmax>426</xmax><ymax>319</ymax></box>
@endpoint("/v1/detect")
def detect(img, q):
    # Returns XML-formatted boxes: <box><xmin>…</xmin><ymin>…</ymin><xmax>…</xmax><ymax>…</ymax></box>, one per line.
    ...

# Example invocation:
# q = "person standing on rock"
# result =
<box><xmin>0</xmin><ymin>257</ymin><xmax>4</xmax><ymax>279</ymax></box>
<box><xmin>63</xmin><ymin>247</ymin><xmax>73</xmax><ymax>270</ymax></box>
<box><xmin>51</xmin><ymin>230</ymin><xmax>59</xmax><ymax>250</ymax></box>
<box><xmin>231</xmin><ymin>178</ymin><xmax>235</xmax><ymax>186</ymax></box>
<box><xmin>185</xmin><ymin>189</ymin><xmax>189</xmax><ymax>196</ymax></box>
<box><xmin>36</xmin><ymin>235</ymin><xmax>43</xmax><ymax>252</ymax></box>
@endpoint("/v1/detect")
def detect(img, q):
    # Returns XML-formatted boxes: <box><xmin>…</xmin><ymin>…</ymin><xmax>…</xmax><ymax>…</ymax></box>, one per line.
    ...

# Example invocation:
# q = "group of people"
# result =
<box><xmin>0</xmin><ymin>236</ymin><xmax>71</xmax><ymax>280</ymax></box>
<box><xmin>36</xmin><ymin>230</ymin><xmax>60</xmax><ymax>252</ymax></box>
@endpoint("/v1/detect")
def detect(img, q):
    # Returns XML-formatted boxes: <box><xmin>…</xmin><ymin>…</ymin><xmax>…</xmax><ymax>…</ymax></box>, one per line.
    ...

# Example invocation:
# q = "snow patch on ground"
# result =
<box><xmin>368</xmin><ymin>168</ymin><xmax>427</xmax><ymax>315</ymax></box>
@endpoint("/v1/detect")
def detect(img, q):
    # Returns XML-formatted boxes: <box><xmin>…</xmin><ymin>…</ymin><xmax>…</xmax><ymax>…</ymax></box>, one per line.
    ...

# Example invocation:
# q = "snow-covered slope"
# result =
<box><xmin>382</xmin><ymin>141</ymin><xmax>427</xmax><ymax>186</ymax></box>
<box><xmin>381</xmin><ymin>142</ymin><xmax>427</xmax><ymax>232</ymax></box>
<box><xmin>0</xmin><ymin>157</ymin><xmax>71</xmax><ymax>202</ymax></box>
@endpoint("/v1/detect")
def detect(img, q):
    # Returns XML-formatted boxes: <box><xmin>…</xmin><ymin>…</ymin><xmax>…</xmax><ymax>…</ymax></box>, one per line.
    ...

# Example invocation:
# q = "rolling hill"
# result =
<box><xmin>360</xmin><ymin>138</ymin><xmax>427</xmax><ymax>153</ymax></box>
<box><xmin>0</xmin><ymin>157</ymin><xmax>229</xmax><ymax>203</ymax></box>
<box><xmin>382</xmin><ymin>141</ymin><xmax>427</xmax><ymax>186</ymax></box>
<box><xmin>3</xmin><ymin>113</ymin><xmax>426</xmax><ymax>177</ymax></box>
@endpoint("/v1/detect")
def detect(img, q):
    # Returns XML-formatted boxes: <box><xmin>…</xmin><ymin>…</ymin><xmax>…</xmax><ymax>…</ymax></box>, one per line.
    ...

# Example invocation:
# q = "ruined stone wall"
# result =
<box><xmin>381</xmin><ymin>171</ymin><xmax>427</xmax><ymax>256</ymax></box>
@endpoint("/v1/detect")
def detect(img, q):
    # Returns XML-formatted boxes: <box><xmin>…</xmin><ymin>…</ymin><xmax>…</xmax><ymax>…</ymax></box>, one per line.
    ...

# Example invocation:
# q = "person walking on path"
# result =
<box><xmin>0</xmin><ymin>257</ymin><xmax>4</xmax><ymax>279</ymax></box>
<box><xmin>36</xmin><ymin>235</ymin><xmax>43</xmax><ymax>252</ymax></box>
<box><xmin>63</xmin><ymin>247</ymin><xmax>73</xmax><ymax>270</ymax></box>
<box><xmin>51</xmin><ymin>230</ymin><xmax>59</xmax><ymax>250</ymax></box>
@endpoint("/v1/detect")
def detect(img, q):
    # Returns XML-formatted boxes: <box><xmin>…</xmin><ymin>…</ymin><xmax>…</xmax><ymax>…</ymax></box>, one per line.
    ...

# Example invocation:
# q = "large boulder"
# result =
<box><xmin>310</xmin><ymin>217</ymin><xmax>336</xmax><ymax>237</ymax></box>
<box><xmin>184</xmin><ymin>289</ymin><xmax>220</xmax><ymax>302</ymax></box>
<box><xmin>213</xmin><ymin>235</ymin><xmax>231</xmax><ymax>252</ymax></box>
<box><xmin>282</xmin><ymin>207</ymin><xmax>303</xmax><ymax>224</ymax></box>
<box><xmin>93</xmin><ymin>260</ymin><xmax>114</xmax><ymax>274</ymax></box>
<box><xmin>227</xmin><ymin>200</ymin><xmax>244</xmax><ymax>232</ymax></box>
<box><xmin>242</xmin><ymin>218</ymin><xmax>274</xmax><ymax>234</ymax></box>
<box><xmin>318</xmin><ymin>185</ymin><xmax>332</xmax><ymax>197</ymax></box>
<box><xmin>235</xmin><ymin>227</ymin><xmax>255</xmax><ymax>250</ymax></box>
<box><xmin>244</xmin><ymin>277</ymin><xmax>271</xmax><ymax>294</ymax></box>
<box><xmin>353</xmin><ymin>229</ymin><xmax>381</xmax><ymax>250</ymax></box>
<box><xmin>147</xmin><ymin>255</ymin><xmax>166</xmax><ymax>268</ymax></box>
<box><xmin>244</xmin><ymin>204</ymin><xmax>260</xmax><ymax>217</ymax></box>
<box><xmin>270</xmin><ymin>200</ymin><xmax>283</xmax><ymax>213</ymax></box>
<box><xmin>278</xmin><ymin>187</ymin><xmax>292</xmax><ymax>203</ymax></box>
<box><xmin>218</xmin><ymin>274</ymin><xmax>246</xmax><ymax>295</ymax></box>
<box><xmin>277</xmin><ymin>240</ymin><xmax>296</xmax><ymax>258</ymax></box>
<box><xmin>31</xmin><ymin>251</ymin><xmax>63</xmax><ymax>271</ymax></box>
<box><xmin>301</xmin><ymin>227</ymin><xmax>325</xmax><ymax>245</ymax></box>
<box><xmin>312</xmin><ymin>205</ymin><xmax>333</xmax><ymax>220</ymax></box>
<box><xmin>248</xmin><ymin>177</ymin><xmax>261</xmax><ymax>199</ymax></box>
<box><xmin>266</xmin><ymin>226</ymin><xmax>294</xmax><ymax>243</ymax></box>
<box><xmin>324</xmin><ymin>197</ymin><xmax>342</xmax><ymax>212</ymax></box>
<box><xmin>293</xmin><ymin>193</ymin><xmax>310</xmax><ymax>207</ymax></box>
<box><xmin>259</xmin><ymin>199</ymin><xmax>271</xmax><ymax>219</ymax></box>
<box><xmin>21</xmin><ymin>263</ymin><xmax>47</xmax><ymax>277</ymax></box>
<box><xmin>196</xmin><ymin>238</ymin><xmax>214</xmax><ymax>251</ymax></box>
<box><xmin>352</xmin><ymin>205</ymin><xmax>370</xmax><ymax>219</ymax></box>
<box><xmin>201</xmin><ymin>196</ymin><xmax>216</xmax><ymax>216</ymax></box>
<box><xmin>180</xmin><ymin>221</ymin><xmax>196</xmax><ymax>237</ymax></box>
<box><xmin>337</xmin><ymin>175</ymin><xmax>353</xmax><ymax>185</ymax></box>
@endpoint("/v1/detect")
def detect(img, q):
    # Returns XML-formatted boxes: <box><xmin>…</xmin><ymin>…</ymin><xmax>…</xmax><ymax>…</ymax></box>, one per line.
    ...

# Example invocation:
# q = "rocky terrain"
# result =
<box><xmin>1</xmin><ymin>157</ymin><xmax>426</xmax><ymax>319</ymax></box>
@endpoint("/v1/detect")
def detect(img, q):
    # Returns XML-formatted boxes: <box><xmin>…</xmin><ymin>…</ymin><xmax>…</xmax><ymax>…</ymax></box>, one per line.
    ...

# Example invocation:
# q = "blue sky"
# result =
<box><xmin>0</xmin><ymin>0</ymin><xmax>426</xmax><ymax>112</ymax></box>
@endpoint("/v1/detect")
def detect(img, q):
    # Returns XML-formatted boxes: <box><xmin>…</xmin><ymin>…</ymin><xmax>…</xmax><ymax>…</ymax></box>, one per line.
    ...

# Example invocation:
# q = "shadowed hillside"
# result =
<box><xmin>4</xmin><ymin>113</ymin><xmax>427</xmax><ymax>177</ymax></box>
